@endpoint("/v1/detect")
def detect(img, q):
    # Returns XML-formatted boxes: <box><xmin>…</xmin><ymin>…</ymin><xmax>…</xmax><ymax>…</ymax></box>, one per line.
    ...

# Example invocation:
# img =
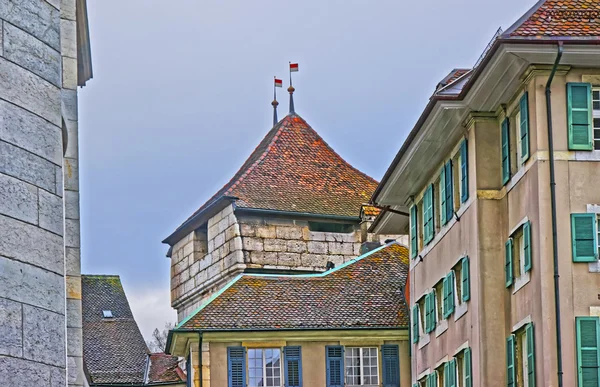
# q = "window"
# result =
<box><xmin>381</xmin><ymin>345</ymin><xmax>400</xmax><ymax>387</ymax></box>
<box><xmin>410</xmin><ymin>205</ymin><xmax>418</xmax><ymax>259</ymax></box>
<box><xmin>507</xmin><ymin>324</ymin><xmax>536</xmax><ymax>387</ymax></box>
<box><xmin>308</xmin><ymin>222</ymin><xmax>354</xmax><ymax>233</ymax></box>
<box><xmin>505</xmin><ymin>221</ymin><xmax>532</xmax><ymax>288</ymax></box>
<box><xmin>426</xmin><ymin>371</ymin><xmax>438</xmax><ymax>387</ymax></box>
<box><xmin>434</xmin><ymin>281</ymin><xmax>444</xmax><ymax>325</ymax></box>
<box><xmin>412</xmin><ymin>304</ymin><xmax>420</xmax><ymax>343</ymax></box>
<box><xmin>326</xmin><ymin>346</ymin><xmax>344</xmax><ymax>387</ymax></box>
<box><xmin>501</xmin><ymin>118</ymin><xmax>511</xmax><ymax>184</ymax></box>
<box><xmin>345</xmin><ymin>347</ymin><xmax>379</xmax><ymax>386</ymax></box>
<box><xmin>456</xmin><ymin>348</ymin><xmax>472</xmax><ymax>387</ymax></box>
<box><xmin>571</xmin><ymin>213</ymin><xmax>599</xmax><ymax>262</ymax></box>
<box><xmin>460</xmin><ymin>257</ymin><xmax>470</xmax><ymax>302</ymax></box>
<box><xmin>102</xmin><ymin>310</ymin><xmax>113</xmax><ymax>318</ymax></box>
<box><xmin>444</xmin><ymin>359</ymin><xmax>457</xmax><ymax>387</ymax></box>
<box><xmin>593</xmin><ymin>88</ymin><xmax>600</xmax><ymax>150</ymax></box>
<box><xmin>228</xmin><ymin>347</ymin><xmax>246</xmax><ymax>387</ymax></box>
<box><xmin>518</xmin><ymin>92</ymin><xmax>530</xmax><ymax>164</ymax></box>
<box><xmin>248</xmin><ymin>348</ymin><xmax>282</xmax><ymax>387</ymax></box>
<box><xmin>576</xmin><ymin>317</ymin><xmax>600</xmax><ymax>386</ymax></box>
<box><xmin>597</xmin><ymin>215</ymin><xmax>600</xmax><ymax>258</ymax></box>
<box><xmin>567</xmin><ymin>83</ymin><xmax>593</xmax><ymax>150</ymax></box>
<box><xmin>440</xmin><ymin>161</ymin><xmax>453</xmax><ymax>226</ymax></box>
<box><xmin>425</xmin><ymin>291</ymin><xmax>436</xmax><ymax>333</ymax></box>
<box><xmin>284</xmin><ymin>347</ymin><xmax>302</xmax><ymax>387</ymax></box>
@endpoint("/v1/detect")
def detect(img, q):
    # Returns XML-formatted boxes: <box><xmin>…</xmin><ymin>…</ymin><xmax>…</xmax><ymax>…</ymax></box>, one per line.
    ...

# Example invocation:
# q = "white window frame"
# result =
<box><xmin>593</xmin><ymin>87</ymin><xmax>600</xmax><ymax>150</ymax></box>
<box><xmin>345</xmin><ymin>347</ymin><xmax>380</xmax><ymax>387</ymax></box>
<box><xmin>247</xmin><ymin>348</ymin><xmax>282</xmax><ymax>387</ymax></box>
<box><xmin>519</xmin><ymin>331</ymin><xmax>530</xmax><ymax>387</ymax></box>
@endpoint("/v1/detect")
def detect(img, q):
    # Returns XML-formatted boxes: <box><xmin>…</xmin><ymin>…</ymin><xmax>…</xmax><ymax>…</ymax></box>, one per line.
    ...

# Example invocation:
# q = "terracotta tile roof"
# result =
<box><xmin>178</xmin><ymin>242</ymin><xmax>409</xmax><ymax>330</ymax></box>
<box><xmin>507</xmin><ymin>0</ymin><xmax>600</xmax><ymax>37</ymax></box>
<box><xmin>361</xmin><ymin>205</ymin><xmax>381</xmax><ymax>217</ymax></box>
<box><xmin>82</xmin><ymin>275</ymin><xmax>149</xmax><ymax>385</ymax></box>
<box><xmin>179</xmin><ymin>113</ymin><xmax>378</xmax><ymax>226</ymax></box>
<box><xmin>148</xmin><ymin>353</ymin><xmax>186</xmax><ymax>384</ymax></box>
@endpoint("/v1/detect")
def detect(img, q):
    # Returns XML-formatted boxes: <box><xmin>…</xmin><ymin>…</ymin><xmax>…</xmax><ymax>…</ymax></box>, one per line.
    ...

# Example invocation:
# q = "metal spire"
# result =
<box><xmin>272</xmin><ymin>76</ymin><xmax>279</xmax><ymax>126</ymax></box>
<box><xmin>288</xmin><ymin>62</ymin><xmax>298</xmax><ymax>114</ymax></box>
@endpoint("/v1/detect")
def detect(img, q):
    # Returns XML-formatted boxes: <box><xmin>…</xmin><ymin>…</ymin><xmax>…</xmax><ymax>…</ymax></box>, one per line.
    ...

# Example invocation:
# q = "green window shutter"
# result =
<box><xmin>447</xmin><ymin>271</ymin><xmax>455</xmax><ymax>315</ymax></box>
<box><xmin>424</xmin><ymin>185</ymin><xmax>435</xmax><ymax>244</ymax></box>
<box><xmin>440</xmin><ymin>165</ymin><xmax>447</xmax><ymax>225</ymax></box>
<box><xmin>461</xmin><ymin>256</ymin><xmax>470</xmax><ymax>302</ymax></box>
<box><xmin>424</xmin><ymin>294</ymin><xmax>430</xmax><ymax>333</ymax></box>
<box><xmin>444</xmin><ymin>362</ymin><xmax>449</xmax><ymax>387</ymax></box>
<box><xmin>523</xmin><ymin>221</ymin><xmax>532</xmax><ymax>272</ymax></box>
<box><xmin>525</xmin><ymin>323</ymin><xmax>535</xmax><ymax>387</ymax></box>
<box><xmin>464</xmin><ymin>348</ymin><xmax>472</xmax><ymax>387</ymax></box>
<box><xmin>412</xmin><ymin>305</ymin><xmax>419</xmax><ymax>343</ymax></box>
<box><xmin>442</xmin><ymin>276</ymin><xmax>449</xmax><ymax>319</ymax></box>
<box><xmin>506</xmin><ymin>335</ymin><xmax>516</xmax><ymax>387</ymax></box>
<box><xmin>410</xmin><ymin>205</ymin><xmax>418</xmax><ymax>259</ymax></box>
<box><xmin>431</xmin><ymin>291</ymin><xmax>437</xmax><ymax>329</ymax></box>
<box><xmin>505</xmin><ymin>239</ymin><xmax>514</xmax><ymax>287</ymax></box>
<box><xmin>571</xmin><ymin>213</ymin><xmax>599</xmax><ymax>262</ymax></box>
<box><xmin>567</xmin><ymin>83</ymin><xmax>593</xmax><ymax>150</ymax></box>
<box><xmin>576</xmin><ymin>317</ymin><xmax>600</xmax><ymax>386</ymax></box>
<box><xmin>431</xmin><ymin>371</ymin><xmax>437</xmax><ymax>387</ymax></box>
<box><xmin>501</xmin><ymin>118</ymin><xmax>511</xmax><ymax>185</ymax></box>
<box><xmin>520</xmin><ymin>92</ymin><xmax>530</xmax><ymax>163</ymax></box>
<box><xmin>460</xmin><ymin>140</ymin><xmax>469</xmax><ymax>203</ymax></box>
<box><xmin>445</xmin><ymin>161</ymin><xmax>454</xmax><ymax>223</ymax></box>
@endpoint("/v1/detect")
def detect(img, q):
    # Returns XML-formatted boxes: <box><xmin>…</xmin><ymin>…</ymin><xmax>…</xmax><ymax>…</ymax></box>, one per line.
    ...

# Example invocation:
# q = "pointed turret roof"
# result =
<box><xmin>503</xmin><ymin>0</ymin><xmax>600</xmax><ymax>38</ymax></box>
<box><xmin>166</xmin><ymin>114</ymin><xmax>378</xmax><ymax>244</ymax></box>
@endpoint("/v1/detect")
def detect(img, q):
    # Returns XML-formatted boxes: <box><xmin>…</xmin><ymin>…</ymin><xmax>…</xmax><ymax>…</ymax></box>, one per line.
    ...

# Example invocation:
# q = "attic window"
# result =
<box><xmin>308</xmin><ymin>222</ymin><xmax>354</xmax><ymax>233</ymax></box>
<box><xmin>102</xmin><ymin>310</ymin><xmax>114</xmax><ymax>318</ymax></box>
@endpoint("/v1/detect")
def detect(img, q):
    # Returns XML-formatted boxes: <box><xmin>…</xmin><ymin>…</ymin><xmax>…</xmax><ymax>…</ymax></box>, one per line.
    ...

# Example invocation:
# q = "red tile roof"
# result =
<box><xmin>148</xmin><ymin>353</ymin><xmax>186</xmax><ymax>384</ymax></box>
<box><xmin>361</xmin><ymin>205</ymin><xmax>381</xmax><ymax>217</ymax></box>
<box><xmin>178</xmin><ymin>242</ymin><xmax>410</xmax><ymax>330</ymax></box>
<box><xmin>508</xmin><ymin>0</ymin><xmax>600</xmax><ymax>37</ymax></box>
<box><xmin>182</xmin><ymin>113</ymin><xmax>378</xmax><ymax>225</ymax></box>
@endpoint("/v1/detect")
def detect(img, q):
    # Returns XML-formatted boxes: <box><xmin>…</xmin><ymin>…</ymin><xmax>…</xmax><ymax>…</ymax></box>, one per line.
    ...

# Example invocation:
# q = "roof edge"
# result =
<box><xmin>501</xmin><ymin>0</ymin><xmax>546</xmax><ymax>37</ymax></box>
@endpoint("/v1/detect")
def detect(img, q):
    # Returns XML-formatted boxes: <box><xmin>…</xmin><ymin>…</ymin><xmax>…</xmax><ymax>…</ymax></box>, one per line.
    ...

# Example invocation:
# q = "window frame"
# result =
<box><xmin>247</xmin><ymin>348</ymin><xmax>283</xmax><ymax>387</ymax></box>
<box><xmin>344</xmin><ymin>347</ymin><xmax>380</xmax><ymax>387</ymax></box>
<box><xmin>593</xmin><ymin>87</ymin><xmax>600</xmax><ymax>150</ymax></box>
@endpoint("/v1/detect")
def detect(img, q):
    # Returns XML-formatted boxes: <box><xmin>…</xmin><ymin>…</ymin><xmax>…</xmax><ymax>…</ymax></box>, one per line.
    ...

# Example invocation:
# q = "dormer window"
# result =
<box><xmin>102</xmin><ymin>310</ymin><xmax>114</xmax><ymax>318</ymax></box>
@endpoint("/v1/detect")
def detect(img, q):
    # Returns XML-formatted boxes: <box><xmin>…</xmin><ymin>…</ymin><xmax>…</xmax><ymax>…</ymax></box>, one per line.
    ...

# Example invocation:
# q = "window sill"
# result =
<box><xmin>417</xmin><ymin>333</ymin><xmax>431</xmax><ymax>350</ymax></box>
<box><xmin>574</xmin><ymin>150</ymin><xmax>600</xmax><ymax>161</ymax></box>
<box><xmin>435</xmin><ymin>319</ymin><xmax>448</xmax><ymax>338</ymax></box>
<box><xmin>588</xmin><ymin>260</ymin><xmax>600</xmax><ymax>273</ymax></box>
<box><xmin>454</xmin><ymin>302</ymin><xmax>468</xmax><ymax>322</ymax></box>
<box><xmin>512</xmin><ymin>272</ymin><xmax>531</xmax><ymax>295</ymax></box>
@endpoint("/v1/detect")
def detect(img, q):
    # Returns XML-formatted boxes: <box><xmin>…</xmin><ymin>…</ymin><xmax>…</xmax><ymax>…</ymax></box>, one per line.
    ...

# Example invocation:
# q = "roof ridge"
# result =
<box><xmin>82</xmin><ymin>274</ymin><xmax>121</xmax><ymax>279</ymax></box>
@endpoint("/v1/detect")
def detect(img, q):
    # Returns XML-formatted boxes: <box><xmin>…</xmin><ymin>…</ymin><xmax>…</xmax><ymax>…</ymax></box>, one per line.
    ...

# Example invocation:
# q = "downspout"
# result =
<box><xmin>545</xmin><ymin>41</ymin><xmax>563</xmax><ymax>387</ymax></box>
<box><xmin>198</xmin><ymin>332</ymin><xmax>203</xmax><ymax>387</ymax></box>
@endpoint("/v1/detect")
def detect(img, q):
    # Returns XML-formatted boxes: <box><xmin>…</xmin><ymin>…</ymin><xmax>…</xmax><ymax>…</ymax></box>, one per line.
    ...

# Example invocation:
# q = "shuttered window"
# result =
<box><xmin>576</xmin><ymin>317</ymin><xmax>600</xmax><ymax>386</ymax></box>
<box><xmin>423</xmin><ymin>185</ymin><xmax>435</xmax><ymax>244</ymax></box>
<box><xmin>284</xmin><ymin>346</ymin><xmax>302</xmax><ymax>387</ymax></box>
<box><xmin>326</xmin><ymin>346</ymin><xmax>344</xmax><ymax>387</ymax></box>
<box><xmin>425</xmin><ymin>292</ymin><xmax>436</xmax><ymax>333</ymax></box>
<box><xmin>461</xmin><ymin>256</ymin><xmax>470</xmax><ymax>302</ymax></box>
<box><xmin>505</xmin><ymin>238</ymin><xmax>514</xmax><ymax>287</ymax></box>
<box><xmin>506</xmin><ymin>335</ymin><xmax>516</xmax><ymax>387</ymax></box>
<box><xmin>460</xmin><ymin>140</ymin><xmax>469</xmax><ymax>203</ymax></box>
<box><xmin>523</xmin><ymin>221</ymin><xmax>532</xmax><ymax>272</ymax></box>
<box><xmin>440</xmin><ymin>165</ymin><xmax>447</xmax><ymax>225</ymax></box>
<box><xmin>411</xmin><ymin>205</ymin><xmax>418</xmax><ymax>259</ymax></box>
<box><xmin>520</xmin><ymin>92</ymin><xmax>530</xmax><ymax>163</ymax></box>
<box><xmin>412</xmin><ymin>305</ymin><xmax>420</xmax><ymax>343</ymax></box>
<box><xmin>227</xmin><ymin>347</ymin><xmax>246</xmax><ymax>387</ymax></box>
<box><xmin>444</xmin><ymin>359</ymin><xmax>457</xmax><ymax>387</ymax></box>
<box><xmin>440</xmin><ymin>161</ymin><xmax>454</xmax><ymax>226</ymax></box>
<box><xmin>427</xmin><ymin>372</ymin><xmax>437</xmax><ymax>387</ymax></box>
<box><xmin>382</xmin><ymin>345</ymin><xmax>400</xmax><ymax>387</ymax></box>
<box><xmin>567</xmin><ymin>83</ymin><xmax>593</xmax><ymax>150</ymax></box>
<box><xmin>464</xmin><ymin>348</ymin><xmax>472</xmax><ymax>387</ymax></box>
<box><xmin>525</xmin><ymin>324</ymin><xmax>535</xmax><ymax>387</ymax></box>
<box><xmin>501</xmin><ymin>118</ymin><xmax>511</xmax><ymax>185</ymax></box>
<box><xmin>571</xmin><ymin>213</ymin><xmax>599</xmax><ymax>262</ymax></box>
<box><xmin>443</xmin><ymin>271</ymin><xmax>455</xmax><ymax>319</ymax></box>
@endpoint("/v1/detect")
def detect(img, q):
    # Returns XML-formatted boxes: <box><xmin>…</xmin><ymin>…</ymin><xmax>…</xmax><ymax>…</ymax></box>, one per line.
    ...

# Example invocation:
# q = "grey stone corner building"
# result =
<box><xmin>0</xmin><ymin>0</ymin><xmax>93</xmax><ymax>386</ymax></box>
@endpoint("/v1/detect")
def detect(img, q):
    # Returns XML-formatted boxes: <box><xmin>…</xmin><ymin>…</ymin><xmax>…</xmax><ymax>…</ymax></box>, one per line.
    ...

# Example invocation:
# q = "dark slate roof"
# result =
<box><xmin>504</xmin><ymin>0</ymin><xmax>600</xmax><ymax>38</ymax></box>
<box><xmin>178</xmin><ymin>242</ymin><xmax>409</xmax><ymax>330</ymax></box>
<box><xmin>81</xmin><ymin>275</ymin><xmax>152</xmax><ymax>385</ymax></box>
<box><xmin>167</xmin><ymin>113</ymin><xmax>378</xmax><ymax>242</ymax></box>
<box><xmin>148</xmin><ymin>353</ymin><xmax>186</xmax><ymax>384</ymax></box>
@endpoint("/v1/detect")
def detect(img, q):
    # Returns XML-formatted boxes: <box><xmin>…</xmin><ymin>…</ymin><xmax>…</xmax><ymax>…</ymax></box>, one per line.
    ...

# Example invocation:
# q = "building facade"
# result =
<box><xmin>163</xmin><ymin>112</ymin><xmax>401</xmax><ymax>322</ymax></box>
<box><xmin>167</xmin><ymin>242</ymin><xmax>411</xmax><ymax>387</ymax></box>
<box><xmin>0</xmin><ymin>1</ymin><xmax>92</xmax><ymax>386</ymax></box>
<box><xmin>371</xmin><ymin>1</ymin><xmax>600</xmax><ymax>386</ymax></box>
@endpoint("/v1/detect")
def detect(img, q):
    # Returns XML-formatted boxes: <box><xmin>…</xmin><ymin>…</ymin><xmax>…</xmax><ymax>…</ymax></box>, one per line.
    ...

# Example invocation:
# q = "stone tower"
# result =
<box><xmin>164</xmin><ymin>112</ymin><xmax>401</xmax><ymax>322</ymax></box>
<box><xmin>0</xmin><ymin>1</ymin><xmax>92</xmax><ymax>386</ymax></box>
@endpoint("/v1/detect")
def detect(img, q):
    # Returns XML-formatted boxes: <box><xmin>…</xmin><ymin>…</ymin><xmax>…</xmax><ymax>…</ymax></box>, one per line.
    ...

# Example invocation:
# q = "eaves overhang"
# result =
<box><xmin>372</xmin><ymin>39</ymin><xmax>600</xmax><ymax>213</ymax></box>
<box><xmin>77</xmin><ymin>0</ymin><xmax>93</xmax><ymax>86</ymax></box>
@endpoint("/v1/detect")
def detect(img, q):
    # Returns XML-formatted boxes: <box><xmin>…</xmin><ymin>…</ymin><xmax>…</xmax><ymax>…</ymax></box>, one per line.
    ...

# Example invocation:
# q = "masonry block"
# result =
<box><xmin>243</xmin><ymin>237</ymin><xmax>264</xmax><ymax>252</ymax></box>
<box><xmin>0</xmin><ymin>214</ymin><xmax>63</xmax><ymax>274</ymax></box>
<box><xmin>213</xmin><ymin>233</ymin><xmax>225</xmax><ymax>249</ymax></box>
<box><xmin>286</xmin><ymin>240</ymin><xmax>307</xmax><ymax>253</ymax></box>
<box><xmin>199</xmin><ymin>254</ymin><xmax>212</xmax><ymax>271</ymax></box>
<box><xmin>0</xmin><ymin>141</ymin><xmax>57</xmax><ymax>193</ymax></box>
<box><xmin>307</xmin><ymin>241</ymin><xmax>328</xmax><ymax>254</ymax></box>
<box><xmin>66</xmin><ymin>299</ymin><xmax>82</xmax><ymax>329</ymax></box>
<box><xmin>39</xmin><ymin>189</ymin><xmax>64</xmax><ymax>235</ymax></box>
<box><xmin>64</xmin><ymin>218</ymin><xmax>80</xmax><ymax>248</ymax></box>
<box><xmin>0</xmin><ymin>356</ymin><xmax>61</xmax><ymax>387</ymax></box>
<box><xmin>301</xmin><ymin>253</ymin><xmax>328</xmax><ymax>267</ymax></box>
<box><xmin>3</xmin><ymin>22</ymin><xmax>61</xmax><ymax>86</ymax></box>
<box><xmin>0</xmin><ymin>173</ymin><xmax>38</xmax><ymax>224</ymax></box>
<box><xmin>264</xmin><ymin>238</ymin><xmax>286</xmax><ymax>252</ymax></box>
<box><xmin>0</xmin><ymin>0</ymin><xmax>60</xmax><ymax>50</ymax></box>
<box><xmin>225</xmin><ymin>224</ymin><xmax>240</xmax><ymax>241</ymax></box>
<box><xmin>190</xmin><ymin>261</ymin><xmax>200</xmax><ymax>277</ymax></box>
<box><xmin>249</xmin><ymin>251</ymin><xmax>278</xmax><ymax>265</ymax></box>
<box><xmin>64</xmin><ymin>190</ymin><xmax>80</xmax><ymax>220</ymax></box>
<box><xmin>0</xmin><ymin>101</ymin><xmax>62</xmax><ymax>165</ymax></box>
<box><xmin>66</xmin><ymin>326</ymin><xmax>82</xmax><ymax>357</ymax></box>
<box><xmin>61</xmin><ymin>0</ymin><xmax>77</xmax><ymax>20</ymax></box>
<box><xmin>276</xmin><ymin>226</ymin><xmax>303</xmax><ymax>240</ymax></box>
<box><xmin>240</xmin><ymin>223</ymin><xmax>255</xmax><ymax>237</ymax></box>
<box><xmin>23</xmin><ymin>305</ymin><xmax>66</xmax><ymax>367</ymax></box>
<box><xmin>328</xmin><ymin>242</ymin><xmax>354</xmax><ymax>255</ymax></box>
<box><xmin>63</xmin><ymin>158</ymin><xmax>79</xmax><ymax>191</ymax></box>
<box><xmin>59</xmin><ymin>18</ymin><xmax>76</xmax><ymax>58</ymax></box>
<box><xmin>0</xmin><ymin>298</ymin><xmax>22</xmax><ymax>357</ymax></box>
<box><xmin>256</xmin><ymin>225</ymin><xmax>276</xmax><ymax>239</ymax></box>
<box><xmin>218</xmin><ymin>217</ymin><xmax>230</xmax><ymax>234</ymax></box>
<box><xmin>62</xmin><ymin>56</ymin><xmax>77</xmax><ymax>90</ymax></box>
<box><xmin>230</xmin><ymin>237</ymin><xmax>243</xmax><ymax>252</ymax></box>
<box><xmin>278</xmin><ymin>252</ymin><xmax>301</xmax><ymax>266</ymax></box>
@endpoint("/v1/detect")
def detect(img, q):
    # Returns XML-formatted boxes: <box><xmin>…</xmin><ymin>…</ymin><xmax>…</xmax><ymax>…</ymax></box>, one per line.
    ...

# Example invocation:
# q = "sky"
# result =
<box><xmin>79</xmin><ymin>0</ymin><xmax>536</xmax><ymax>341</ymax></box>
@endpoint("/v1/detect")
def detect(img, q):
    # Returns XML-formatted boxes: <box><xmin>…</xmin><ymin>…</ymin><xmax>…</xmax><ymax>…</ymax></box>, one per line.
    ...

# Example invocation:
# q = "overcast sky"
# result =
<box><xmin>79</xmin><ymin>0</ymin><xmax>535</xmax><ymax>341</ymax></box>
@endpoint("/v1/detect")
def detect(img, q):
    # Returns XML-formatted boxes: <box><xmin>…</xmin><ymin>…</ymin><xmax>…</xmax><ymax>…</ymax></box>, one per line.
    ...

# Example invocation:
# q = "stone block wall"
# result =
<box><xmin>0</xmin><ymin>1</ymin><xmax>84</xmax><ymax>386</ymax></box>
